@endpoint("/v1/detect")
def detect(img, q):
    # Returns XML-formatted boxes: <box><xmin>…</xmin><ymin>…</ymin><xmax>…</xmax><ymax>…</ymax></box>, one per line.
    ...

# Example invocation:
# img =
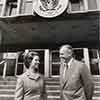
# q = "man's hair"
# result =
<box><xmin>60</xmin><ymin>44</ymin><xmax>73</xmax><ymax>56</ymax></box>
<box><xmin>23</xmin><ymin>51</ymin><xmax>39</xmax><ymax>69</ymax></box>
<box><xmin>60</xmin><ymin>44</ymin><xmax>73</xmax><ymax>51</ymax></box>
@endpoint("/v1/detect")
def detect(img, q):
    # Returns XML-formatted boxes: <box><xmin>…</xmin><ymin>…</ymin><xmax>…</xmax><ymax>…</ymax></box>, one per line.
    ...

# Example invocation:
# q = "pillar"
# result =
<box><xmin>15</xmin><ymin>53</ymin><xmax>18</xmax><ymax>76</ymax></box>
<box><xmin>83</xmin><ymin>48</ymin><xmax>90</xmax><ymax>73</ymax></box>
<box><xmin>2</xmin><ymin>62</ymin><xmax>7</xmax><ymax>79</ymax></box>
<box><xmin>44</xmin><ymin>49</ymin><xmax>50</xmax><ymax>78</ymax></box>
<box><xmin>83</xmin><ymin>0</ymin><xmax>88</xmax><ymax>11</ymax></box>
<box><xmin>1</xmin><ymin>0</ymin><xmax>7</xmax><ymax>16</ymax></box>
<box><xmin>97</xmin><ymin>50</ymin><xmax>100</xmax><ymax>74</ymax></box>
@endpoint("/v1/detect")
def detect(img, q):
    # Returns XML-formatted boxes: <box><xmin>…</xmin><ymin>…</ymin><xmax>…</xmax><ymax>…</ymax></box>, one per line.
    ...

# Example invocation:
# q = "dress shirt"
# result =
<box><xmin>63</xmin><ymin>58</ymin><xmax>73</xmax><ymax>79</ymax></box>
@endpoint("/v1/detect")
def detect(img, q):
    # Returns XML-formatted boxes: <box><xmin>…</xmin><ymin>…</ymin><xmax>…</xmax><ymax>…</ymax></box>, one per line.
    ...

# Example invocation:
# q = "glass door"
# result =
<box><xmin>50</xmin><ymin>50</ymin><xmax>60</xmax><ymax>77</ymax></box>
<box><xmin>88</xmin><ymin>49</ymin><xmax>100</xmax><ymax>75</ymax></box>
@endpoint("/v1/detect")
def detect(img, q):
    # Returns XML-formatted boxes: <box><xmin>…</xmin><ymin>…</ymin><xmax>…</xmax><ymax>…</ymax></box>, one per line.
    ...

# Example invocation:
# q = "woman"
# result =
<box><xmin>15</xmin><ymin>51</ymin><xmax>47</xmax><ymax>100</ymax></box>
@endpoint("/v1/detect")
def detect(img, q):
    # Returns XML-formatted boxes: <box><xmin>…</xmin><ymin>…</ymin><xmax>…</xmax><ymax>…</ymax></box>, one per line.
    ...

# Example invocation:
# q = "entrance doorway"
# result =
<box><xmin>35</xmin><ymin>50</ymin><xmax>44</xmax><ymax>75</ymax></box>
<box><xmin>88</xmin><ymin>49</ymin><xmax>100</xmax><ymax>75</ymax></box>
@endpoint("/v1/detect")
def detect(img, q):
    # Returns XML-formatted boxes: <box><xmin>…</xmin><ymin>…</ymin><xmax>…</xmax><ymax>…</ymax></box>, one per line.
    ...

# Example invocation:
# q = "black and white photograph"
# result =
<box><xmin>0</xmin><ymin>0</ymin><xmax>99</xmax><ymax>100</ymax></box>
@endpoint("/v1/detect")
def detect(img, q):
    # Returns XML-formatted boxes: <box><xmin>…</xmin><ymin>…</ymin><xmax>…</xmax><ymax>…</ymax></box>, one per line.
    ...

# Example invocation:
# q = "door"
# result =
<box><xmin>88</xmin><ymin>49</ymin><xmax>100</xmax><ymax>75</ymax></box>
<box><xmin>50</xmin><ymin>50</ymin><xmax>60</xmax><ymax>77</ymax></box>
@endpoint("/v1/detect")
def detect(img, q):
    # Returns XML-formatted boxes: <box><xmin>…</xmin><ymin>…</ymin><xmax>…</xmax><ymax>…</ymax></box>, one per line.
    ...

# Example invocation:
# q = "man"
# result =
<box><xmin>59</xmin><ymin>44</ymin><xmax>94</xmax><ymax>100</ymax></box>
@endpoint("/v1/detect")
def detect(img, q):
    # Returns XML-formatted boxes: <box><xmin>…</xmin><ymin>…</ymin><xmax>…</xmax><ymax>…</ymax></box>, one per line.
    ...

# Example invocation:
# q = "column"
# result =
<box><xmin>2</xmin><ymin>62</ymin><xmax>7</xmax><ymax>79</ymax></box>
<box><xmin>2</xmin><ymin>53</ymin><xmax>7</xmax><ymax>79</ymax></box>
<box><xmin>83</xmin><ymin>48</ymin><xmax>90</xmax><ymax>73</ymax></box>
<box><xmin>44</xmin><ymin>49</ymin><xmax>50</xmax><ymax>78</ymax></box>
<box><xmin>0</xmin><ymin>30</ymin><xmax>1</xmax><ymax>45</ymax></box>
<box><xmin>83</xmin><ymin>0</ymin><xmax>88</xmax><ymax>11</ymax></box>
<box><xmin>24</xmin><ymin>49</ymin><xmax>29</xmax><ymax>72</ymax></box>
<box><xmin>15</xmin><ymin>53</ymin><xmax>18</xmax><ymax>76</ymax></box>
<box><xmin>97</xmin><ymin>50</ymin><xmax>100</xmax><ymax>74</ymax></box>
<box><xmin>1</xmin><ymin>0</ymin><xmax>6</xmax><ymax>16</ymax></box>
<box><xmin>17</xmin><ymin>0</ymin><xmax>22</xmax><ymax>14</ymax></box>
<box><xmin>96</xmin><ymin>0</ymin><xmax>100</xmax><ymax>10</ymax></box>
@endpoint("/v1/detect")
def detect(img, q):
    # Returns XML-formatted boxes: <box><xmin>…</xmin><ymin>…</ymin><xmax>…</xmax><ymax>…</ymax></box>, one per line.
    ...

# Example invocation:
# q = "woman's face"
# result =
<box><xmin>30</xmin><ymin>55</ymin><xmax>40</xmax><ymax>69</ymax></box>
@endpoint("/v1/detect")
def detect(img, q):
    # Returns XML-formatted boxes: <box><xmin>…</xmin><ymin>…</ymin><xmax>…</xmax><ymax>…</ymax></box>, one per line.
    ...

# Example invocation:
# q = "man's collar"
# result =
<box><xmin>26</xmin><ymin>70</ymin><xmax>40</xmax><ymax>80</ymax></box>
<box><xmin>68</xmin><ymin>58</ymin><xmax>73</xmax><ymax>68</ymax></box>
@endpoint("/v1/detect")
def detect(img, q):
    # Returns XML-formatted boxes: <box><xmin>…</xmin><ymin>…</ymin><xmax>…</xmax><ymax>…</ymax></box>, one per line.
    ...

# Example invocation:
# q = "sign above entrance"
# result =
<box><xmin>33</xmin><ymin>0</ymin><xmax>69</xmax><ymax>18</ymax></box>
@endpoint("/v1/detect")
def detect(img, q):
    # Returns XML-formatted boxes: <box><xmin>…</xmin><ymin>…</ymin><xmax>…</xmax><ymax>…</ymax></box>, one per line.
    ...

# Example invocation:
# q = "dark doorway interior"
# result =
<box><xmin>35</xmin><ymin>51</ymin><xmax>44</xmax><ymax>75</ymax></box>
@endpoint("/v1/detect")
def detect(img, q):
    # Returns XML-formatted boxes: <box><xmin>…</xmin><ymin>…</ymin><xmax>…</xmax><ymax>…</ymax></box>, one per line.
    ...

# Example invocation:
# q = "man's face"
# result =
<box><xmin>59</xmin><ymin>47</ymin><xmax>72</xmax><ymax>63</ymax></box>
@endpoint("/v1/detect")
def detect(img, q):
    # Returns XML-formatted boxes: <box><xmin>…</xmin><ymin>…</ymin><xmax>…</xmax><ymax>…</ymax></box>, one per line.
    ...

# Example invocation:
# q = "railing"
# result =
<box><xmin>0</xmin><ymin>60</ymin><xmax>7</xmax><ymax>79</ymax></box>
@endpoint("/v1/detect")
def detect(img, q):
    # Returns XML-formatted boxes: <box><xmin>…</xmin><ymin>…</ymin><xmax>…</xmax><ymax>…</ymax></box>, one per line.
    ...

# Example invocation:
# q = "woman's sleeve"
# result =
<box><xmin>15</xmin><ymin>78</ymin><xmax>24</xmax><ymax>100</ymax></box>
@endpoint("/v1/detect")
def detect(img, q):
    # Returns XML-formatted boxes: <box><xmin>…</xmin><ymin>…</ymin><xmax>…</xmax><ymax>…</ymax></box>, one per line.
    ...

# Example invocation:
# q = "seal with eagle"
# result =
<box><xmin>40</xmin><ymin>0</ymin><xmax>59</xmax><ymax>10</ymax></box>
<box><xmin>33</xmin><ymin>0</ymin><xmax>69</xmax><ymax>18</ymax></box>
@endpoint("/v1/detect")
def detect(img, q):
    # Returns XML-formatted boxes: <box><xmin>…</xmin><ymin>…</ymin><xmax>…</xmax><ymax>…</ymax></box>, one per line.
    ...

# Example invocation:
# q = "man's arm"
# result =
<box><xmin>80</xmin><ymin>64</ymin><xmax>94</xmax><ymax>100</ymax></box>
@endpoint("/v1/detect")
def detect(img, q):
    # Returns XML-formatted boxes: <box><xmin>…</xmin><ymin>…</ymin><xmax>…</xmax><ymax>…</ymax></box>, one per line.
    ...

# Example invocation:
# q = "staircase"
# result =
<box><xmin>0</xmin><ymin>76</ymin><xmax>100</xmax><ymax>100</ymax></box>
<box><xmin>0</xmin><ymin>76</ymin><xmax>16</xmax><ymax>100</ymax></box>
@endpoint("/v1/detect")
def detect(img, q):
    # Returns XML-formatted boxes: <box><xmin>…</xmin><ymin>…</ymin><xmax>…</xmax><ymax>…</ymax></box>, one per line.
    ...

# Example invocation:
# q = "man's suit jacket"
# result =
<box><xmin>60</xmin><ymin>58</ymin><xmax>94</xmax><ymax>100</ymax></box>
<box><xmin>15</xmin><ymin>70</ymin><xmax>47</xmax><ymax>100</ymax></box>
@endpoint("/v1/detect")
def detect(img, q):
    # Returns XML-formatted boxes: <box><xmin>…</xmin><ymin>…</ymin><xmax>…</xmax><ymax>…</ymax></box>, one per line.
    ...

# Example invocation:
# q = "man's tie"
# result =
<box><xmin>63</xmin><ymin>63</ymin><xmax>68</xmax><ymax>80</ymax></box>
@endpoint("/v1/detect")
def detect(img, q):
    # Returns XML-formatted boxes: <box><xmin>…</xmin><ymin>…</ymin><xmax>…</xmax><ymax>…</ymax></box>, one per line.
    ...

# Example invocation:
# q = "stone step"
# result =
<box><xmin>0</xmin><ymin>76</ymin><xmax>16</xmax><ymax>81</ymax></box>
<box><xmin>0</xmin><ymin>81</ymin><xmax>16</xmax><ymax>85</ymax></box>
<box><xmin>94</xmin><ymin>82</ymin><xmax>100</xmax><ymax>86</ymax></box>
<box><xmin>0</xmin><ymin>81</ymin><xmax>100</xmax><ymax>91</ymax></box>
<box><xmin>0</xmin><ymin>95</ymin><xmax>99</xmax><ymax>100</ymax></box>
<box><xmin>46</xmin><ymin>85</ymin><xmax>60</xmax><ymax>90</ymax></box>
<box><xmin>0</xmin><ymin>89</ymin><xmax>15</xmax><ymax>95</ymax></box>
<box><xmin>46</xmin><ymin>90</ymin><xmax>60</xmax><ymax>96</ymax></box>
<box><xmin>45</xmin><ymin>81</ymin><xmax>60</xmax><ymax>85</ymax></box>
<box><xmin>0</xmin><ymin>85</ymin><xmax>16</xmax><ymax>89</ymax></box>
<box><xmin>0</xmin><ymin>76</ymin><xmax>100</xmax><ymax>100</ymax></box>
<box><xmin>0</xmin><ymin>83</ymin><xmax>99</xmax><ymax>91</ymax></box>
<box><xmin>0</xmin><ymin>95</ymin><xmax>14</xmax><ymax>100</ymax></box>
<box><xmin>0</xmin><ymin>88</ymin><xmax>99</xmax><ymax>96</ymax></box>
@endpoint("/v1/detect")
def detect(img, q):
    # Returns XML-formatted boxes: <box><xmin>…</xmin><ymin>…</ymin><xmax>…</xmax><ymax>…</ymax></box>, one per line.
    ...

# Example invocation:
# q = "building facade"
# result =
<box><xmin>0</xmin><ymin>0</ymin><xmax>99</xmax><ymax>16</ymax></box>
<box><xmin>0</xmin><ymin>0</ymin><xmax>99</xmax><ymax>78</ymax></box>
<box><xmin>0</xmin><ymin>48</ymin><xmax>100</xmax><ymax>78</ymax></box>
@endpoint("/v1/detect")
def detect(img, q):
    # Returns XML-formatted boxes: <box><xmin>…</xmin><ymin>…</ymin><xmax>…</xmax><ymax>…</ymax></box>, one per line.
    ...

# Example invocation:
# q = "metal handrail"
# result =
<box><xmin>0</xmin><ymin>59</ymin><xmax>8</xmax><ymax>79</ymax></box>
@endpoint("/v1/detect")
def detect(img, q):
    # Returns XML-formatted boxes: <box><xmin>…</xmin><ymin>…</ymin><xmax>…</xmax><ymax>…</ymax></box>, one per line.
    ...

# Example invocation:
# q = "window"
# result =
<box><xmin>73</xmin><ymin>48</ymin><xmax>84</xmax><ymax>62</ymax></box>
<box><xmin>20</xmin><ymin>0</ymin><xmax>33</xmax><ymax>15</ymax></box>
<box><xmin>87</xmin><ymin>0</ymin><xmax>97</xmax><ymax>10</ymax></box>
<box><xmin>0</xmin><ymin>5</ymin><xmax>2</xmax><ymax>16</ymax></box>
<box><xmin>0</xmin><ymin>0</ymin><xmax>3</xmax><ymax>16</ymax></box>
<box><xmin>0</xmin><ymin>0</ymin><xmax>4</xmax><ymax>2</ymax></box>
<box><xmin>96</xmin><ymin>0</ymin><xmax>100</xmax><ymax>10</ymax></box>
<box><xmin>68</xmin><ymin>0</ymin><xmax>99</xmax><ymax>13</ymax></box>
<box><xmin>68</xmin><ymin>0</ymin><xmax>86</xmax><ymax>13</ymax></box>
<box><xmin>5</xmin><ymin>0</ymin><xmax>17</xmax><ymax>16</ymax></box>
<box><xmin>2</xmin><ymin>53</ymin><xmax>17</xmax><ymax>76</ymax></box>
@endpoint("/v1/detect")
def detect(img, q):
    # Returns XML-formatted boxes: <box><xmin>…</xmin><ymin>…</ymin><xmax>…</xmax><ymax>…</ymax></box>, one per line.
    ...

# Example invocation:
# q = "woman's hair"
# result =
<box><xmin>23</xmin><ymin>51</ymin><xmax>39</xmax><ymax>69</ymax></box>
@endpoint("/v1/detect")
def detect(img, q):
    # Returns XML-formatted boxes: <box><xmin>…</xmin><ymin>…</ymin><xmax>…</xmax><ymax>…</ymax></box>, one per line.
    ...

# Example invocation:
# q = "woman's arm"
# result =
<box><xmin>15</xmin><ymin>78</ymin><xmax>24</xmax><ymax>100</ymax></box>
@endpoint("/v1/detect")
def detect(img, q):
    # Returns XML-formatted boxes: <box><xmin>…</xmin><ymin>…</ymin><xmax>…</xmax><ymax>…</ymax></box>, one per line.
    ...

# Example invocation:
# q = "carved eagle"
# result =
<box><xmin>40</xmin><ymin>0</ymin><xmax>59</xmax><ymax>10</ymax></box>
